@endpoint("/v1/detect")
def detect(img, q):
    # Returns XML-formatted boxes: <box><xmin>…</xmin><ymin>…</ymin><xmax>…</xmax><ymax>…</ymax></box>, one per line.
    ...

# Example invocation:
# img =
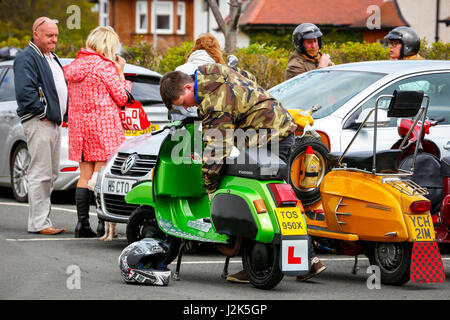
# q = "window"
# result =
<box><xmin>136</xmin><ymin>0</ymin><xmax>148</xmax><ymax>34</ymax></box>
<box><xmin>269</xmin><ymin>70</ymin><xmax>385</xmax><ymax>119</ymax></box>
<box><xmin>151</xmin><ymin>1</ymin><xmax>173</xmax><ymax>34</ymax></box>
<box><xmin>176</xmin><ymin>2</ymin><xmax>186</xmax><ymax>35</ymax></box>
<box><xmin>0</xmin><ymin>68</ymin><xmax>15</xmax><ymax>102</ymax></box>
<box><xmin>99</xmin><ymin>0</ymin><xmax>109</xmax><ymax>26</ymax></box>
<box><xmin>358</xmin><ymin>72</ymin><xmax>450</xmax><ymax>125</ymax></box>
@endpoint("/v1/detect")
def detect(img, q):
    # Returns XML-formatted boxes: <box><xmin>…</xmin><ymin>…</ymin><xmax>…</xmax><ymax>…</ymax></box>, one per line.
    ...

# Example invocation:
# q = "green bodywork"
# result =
<box><xmin>125</xmin><ymin>122</ymin><xmax>294</xmax><ymax>244</ymax></box>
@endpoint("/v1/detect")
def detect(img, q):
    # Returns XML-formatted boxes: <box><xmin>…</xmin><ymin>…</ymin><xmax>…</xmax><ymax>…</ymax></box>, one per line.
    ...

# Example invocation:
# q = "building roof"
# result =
<box><xmin>239</xmin><ymin>0</ymin><xmax>408</xmax><ymax>29</ymax></box>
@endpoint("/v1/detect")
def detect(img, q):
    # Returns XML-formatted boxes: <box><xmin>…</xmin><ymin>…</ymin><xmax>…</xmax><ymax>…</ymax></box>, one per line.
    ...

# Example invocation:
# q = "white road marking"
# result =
<box><xmin>0</xmin><ymin>201</ymin><xmax>96</xmax><ymax>216</ymax></box>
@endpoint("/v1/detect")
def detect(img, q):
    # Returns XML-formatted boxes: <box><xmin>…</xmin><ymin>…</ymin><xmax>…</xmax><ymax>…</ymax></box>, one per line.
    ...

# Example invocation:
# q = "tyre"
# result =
<box><xmin>242</xmin><ymin>240</ymin><xmax>283</xmax><ymax>290</ymax></box>
<box><xmin>288</xmin><ymin>136</ymin><xmax>329</xmax><ymax>205</ymax></box>
<box><xmin>10</xmin><ymin>142</ymin><xmax>30</xmax><ymax>203</ymax></box>
<box><xmin>367</xmin><ymin>242</ymin><xmax>412</xmax><ymax>286</ymax></box>
<box><xmin>127</xmin><ymin>206</ymin><xmax>181</xmax><ymax>265</ymax></box>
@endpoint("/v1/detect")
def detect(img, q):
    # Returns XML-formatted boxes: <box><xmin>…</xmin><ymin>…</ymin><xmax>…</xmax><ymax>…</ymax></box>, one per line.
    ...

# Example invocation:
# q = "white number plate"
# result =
<box><xmin>103</xmin><ymin>178</ymin><xmax>137</xmax><ymax>196</ymax></box>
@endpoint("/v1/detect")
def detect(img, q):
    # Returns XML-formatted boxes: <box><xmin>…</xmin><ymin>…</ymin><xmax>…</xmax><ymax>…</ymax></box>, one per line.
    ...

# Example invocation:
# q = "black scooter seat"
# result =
<box><xmin>328</xmin><ymin>149</ymin><xmax>403</xmax><ymax>172</ymax></box>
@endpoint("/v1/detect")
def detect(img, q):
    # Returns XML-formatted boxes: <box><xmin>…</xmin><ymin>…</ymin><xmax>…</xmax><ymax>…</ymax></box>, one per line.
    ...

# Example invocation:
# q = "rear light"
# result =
<box><xmin>268</xmin><ymin>183</ymin><xmax>298</xmax><ymax>207</ymax></box>
<box><xmin>253</xmin><ymin>199</ymin><xmax>267</xmax><ymax>214</ymax></box>
<box><xmin>60</xmin><ymin>166</ymin><xmax>78</xmax><ymax>172</ymax></box>
<box><xmin>410</xmin><ymin>200</ymin><xmax>431</xmax><ymax>213</ymax></box>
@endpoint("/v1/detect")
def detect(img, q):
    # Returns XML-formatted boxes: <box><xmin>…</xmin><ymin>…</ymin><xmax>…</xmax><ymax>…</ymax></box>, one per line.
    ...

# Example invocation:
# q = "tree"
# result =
<box><xmin>0</xmin><ymin>0</ymin><xmax>97</xmax><ymax>43</ymax></box>
<box><xmin>208</xmin><ymin>0</ymin><xmax>242</xmax><ymax>52</ymax></box>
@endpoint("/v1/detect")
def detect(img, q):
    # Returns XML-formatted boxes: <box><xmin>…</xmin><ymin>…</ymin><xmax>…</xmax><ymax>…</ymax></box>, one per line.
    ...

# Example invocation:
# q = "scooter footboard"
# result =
<box><xmin>410</xmin><ymin>241</ymin><xmax>445</xmax><ymax>284</ymax></box>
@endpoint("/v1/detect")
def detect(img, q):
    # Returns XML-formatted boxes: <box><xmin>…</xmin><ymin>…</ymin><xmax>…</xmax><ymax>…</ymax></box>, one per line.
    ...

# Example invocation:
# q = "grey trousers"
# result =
<box><xmin>22</xmin><ymin>117</ymin><xmax>61</xmax><ymax>232</ymax></box>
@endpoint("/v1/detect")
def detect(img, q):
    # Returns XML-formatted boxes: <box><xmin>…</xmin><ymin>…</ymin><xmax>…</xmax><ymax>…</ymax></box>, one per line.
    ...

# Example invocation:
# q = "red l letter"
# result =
<box><xmin>288</xmin><ymin>246</ymin><xmax>301</xmax><ymax>264</ymax></box>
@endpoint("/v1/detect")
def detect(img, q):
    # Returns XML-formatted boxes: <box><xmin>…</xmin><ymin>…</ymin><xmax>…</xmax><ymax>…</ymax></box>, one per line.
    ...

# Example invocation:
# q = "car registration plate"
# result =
<box><xmin>103</xmin><ymin>177</ymin><xmax>137</xmax><ymax>196</ymax></box>
<box><xmin>408</xmin><ymin>214</ymin><xmax>434</xmax><ymax>241</ymax></box>
<box><xmin>124</xmin><ymin>124</ymin><xmax>159</xmax><ymax>136</ymax></box>
<box><xmin>275</xmin><ymin>207</ymin><xmax>307</xmax><ymax>236</ymax></box>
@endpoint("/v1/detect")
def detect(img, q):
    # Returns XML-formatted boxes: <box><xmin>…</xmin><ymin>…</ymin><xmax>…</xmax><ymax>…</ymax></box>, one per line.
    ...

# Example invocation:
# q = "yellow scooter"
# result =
<box><xmin>289</xmin><ymin>90</ymin><xmax>446</xmax><ymax>285</ymax></box>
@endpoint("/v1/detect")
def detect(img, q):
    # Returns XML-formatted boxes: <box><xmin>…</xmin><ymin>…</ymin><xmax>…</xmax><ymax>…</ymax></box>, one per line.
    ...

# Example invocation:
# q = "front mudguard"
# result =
<box><xmin>124</xmin><ymin>181</ymin><xmax>155</xmax><ymax>207</ymax></box>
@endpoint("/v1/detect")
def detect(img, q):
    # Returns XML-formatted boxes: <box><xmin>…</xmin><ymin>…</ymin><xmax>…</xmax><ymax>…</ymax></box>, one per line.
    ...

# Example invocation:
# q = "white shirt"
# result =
<box><xmin>45</xmin><ymin>53</ymin><xmax>68</xmax><ymax>121</ymax></box>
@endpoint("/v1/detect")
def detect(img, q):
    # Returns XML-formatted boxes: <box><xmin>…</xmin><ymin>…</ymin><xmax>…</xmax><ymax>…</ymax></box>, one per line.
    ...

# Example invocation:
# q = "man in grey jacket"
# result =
<box><xmin>14</xmin><ymin>17</ymin><xmax>68</xmax><ymax>235</ymax></box>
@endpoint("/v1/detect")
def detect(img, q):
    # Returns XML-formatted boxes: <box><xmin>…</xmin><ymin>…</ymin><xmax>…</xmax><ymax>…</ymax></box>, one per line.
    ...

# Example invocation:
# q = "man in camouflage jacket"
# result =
<box><xmin>160</xmin><ymin>63</ymin><xmax>297</xmax><ymax>195</ymax></box>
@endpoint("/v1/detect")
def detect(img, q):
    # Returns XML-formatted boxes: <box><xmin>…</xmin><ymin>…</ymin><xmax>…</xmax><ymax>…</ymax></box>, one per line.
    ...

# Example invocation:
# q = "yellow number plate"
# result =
<box><xmin>275</xmin><ymin>207</ymin><xmax>307</xmax><ymax>236</ymax></box>
<box><xmin>124</xmin><ymin>124</ymin><xmax>159</xmax><ymax>136</ymax></box>
<box><xmin>408</xmin><ymin>214</ymin><xmax>434</xmax><ymax>241</ymax></box>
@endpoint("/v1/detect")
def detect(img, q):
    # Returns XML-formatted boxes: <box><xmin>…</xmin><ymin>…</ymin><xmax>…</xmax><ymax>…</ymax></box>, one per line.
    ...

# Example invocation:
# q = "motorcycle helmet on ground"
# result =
<box><xmin>384</xmin><ymin>26</ymin><xmax>420</xmax><ymax>58</ymax></box>
<box><xmin>292</xmin><ymin>23</ymin><xmax>323</xmax><ymax>55</ymax></box>
<box><xmin>119</xmin><ymin>238</ymin><xmax>171</xmax><ymax>286</ymax></box>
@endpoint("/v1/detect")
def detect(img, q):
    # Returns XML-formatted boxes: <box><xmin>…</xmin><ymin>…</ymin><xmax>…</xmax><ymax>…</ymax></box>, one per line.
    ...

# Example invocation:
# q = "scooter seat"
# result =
<box><xmin>329</xmin><ymin>149</ymin><xmax>403</xmax><ymax>173</ymax></box>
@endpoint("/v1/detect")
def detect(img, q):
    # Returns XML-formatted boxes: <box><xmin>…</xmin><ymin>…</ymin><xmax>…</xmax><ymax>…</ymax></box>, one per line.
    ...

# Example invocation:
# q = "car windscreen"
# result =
<box><xmin>269</xmin><ymin>70</ymin><xmax>385</xmax><ymax>119</ymax></box>
<box><xmin>125</xmin><ymin>75</ymin><xmax>162</xmax><ymax>105</ymax></box>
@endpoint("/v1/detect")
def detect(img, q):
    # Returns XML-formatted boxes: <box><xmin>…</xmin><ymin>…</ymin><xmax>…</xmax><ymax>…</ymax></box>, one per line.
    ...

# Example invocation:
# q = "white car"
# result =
<box><xmin>269</xmin><ymin>60</ymin><xmax>450</xmax><ymax>158</ymax></box>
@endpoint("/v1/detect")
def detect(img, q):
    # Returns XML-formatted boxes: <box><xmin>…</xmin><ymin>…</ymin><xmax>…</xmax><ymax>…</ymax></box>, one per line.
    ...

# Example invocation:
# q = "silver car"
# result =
<box><xmin>0</xmin><ymin>57</ymin><xmax>167</xmax><ymax>202</ymax></box>
<box><xmin>269</xmin><ymin>60</ymin><xmax>450</xmax><ymax>158</ymax></box>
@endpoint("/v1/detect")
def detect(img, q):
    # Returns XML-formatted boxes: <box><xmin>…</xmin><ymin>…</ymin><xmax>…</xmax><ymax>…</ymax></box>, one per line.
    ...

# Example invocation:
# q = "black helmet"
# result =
<box><xmin>119</xmin><ymin>238</ymin><xmax>171</xmax><ymax>286</ymax></box>
<box><xmin>384</xmin><ymin>26</ymin><xmax>420</xmax><ymax>58</ymax></box>
<box><xmin>292</xmin><ymin>23</ymin><xmax>323</xmax><ymax>54</ymax></box>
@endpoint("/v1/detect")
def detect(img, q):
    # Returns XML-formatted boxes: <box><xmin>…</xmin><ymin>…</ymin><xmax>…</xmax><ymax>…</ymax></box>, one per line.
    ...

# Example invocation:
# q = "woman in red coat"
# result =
<box><xmin>64</xmin><ymin>26</ymin><xmax>131</xmax><ymax>237</ymax></box>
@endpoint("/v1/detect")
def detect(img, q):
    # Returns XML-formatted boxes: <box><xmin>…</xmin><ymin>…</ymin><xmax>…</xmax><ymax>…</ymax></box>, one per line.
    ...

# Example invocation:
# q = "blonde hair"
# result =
<box><xmin>187</xmin><ymin>33</ymin><xmax>225</xmax><ymax>64</ymax></box>
<box><xmin>86</xmin><ymin>26</ymin><xmax>120</xmax><ymax>61</ymax></box>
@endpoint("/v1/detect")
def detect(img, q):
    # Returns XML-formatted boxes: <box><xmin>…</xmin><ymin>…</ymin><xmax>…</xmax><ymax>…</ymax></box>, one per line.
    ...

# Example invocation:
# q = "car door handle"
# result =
<box><xmin>444</xmin><ymin>141</ymin><xmax>450</xmax><ymax>150</ymax></box>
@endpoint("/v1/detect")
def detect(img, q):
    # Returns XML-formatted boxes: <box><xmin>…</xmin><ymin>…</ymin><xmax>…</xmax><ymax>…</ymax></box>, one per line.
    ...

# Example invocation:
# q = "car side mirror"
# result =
<box><xmin>355</xmin><ymin>108</ymin><xmax>390</xmax><ymax>127</ymax></box>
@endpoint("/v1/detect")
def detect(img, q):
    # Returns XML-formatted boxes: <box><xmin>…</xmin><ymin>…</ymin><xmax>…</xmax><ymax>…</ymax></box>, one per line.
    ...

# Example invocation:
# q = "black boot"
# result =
<box><xmin>74</xmin><ymin>187</ymin><xmax>97</xmax><ymax>238</ymax></box>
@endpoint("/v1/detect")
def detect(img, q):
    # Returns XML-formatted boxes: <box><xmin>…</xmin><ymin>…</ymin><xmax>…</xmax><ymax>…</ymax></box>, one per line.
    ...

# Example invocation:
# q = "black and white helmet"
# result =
<box><xmin>119</xmin><ymin>238</ymin><xmax>171</xmax><ymax>286</ymax></box>
<box><xmin>292</xmin><ymin>23</ymin><xmax>323</xmax><ymax>54</ymax></box>
<box><xmin>384</xmin><ymin>26</ymin><xmax>420</xmax><ymax>58</ymax></box>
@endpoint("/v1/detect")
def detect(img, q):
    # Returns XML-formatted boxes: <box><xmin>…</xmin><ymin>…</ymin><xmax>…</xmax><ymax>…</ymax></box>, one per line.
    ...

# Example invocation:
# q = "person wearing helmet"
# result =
<box><xmin>385</xmin><ymin>26</ymin><xmax>423</xmax><ymax>60</ymax></box>
<box><xmin>285</xmin><ymin>23</ymin><xmax>334</xmax><ymax>80</ymax></box>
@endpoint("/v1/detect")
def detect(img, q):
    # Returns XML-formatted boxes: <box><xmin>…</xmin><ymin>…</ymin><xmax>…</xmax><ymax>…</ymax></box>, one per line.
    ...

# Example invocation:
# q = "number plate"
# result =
<box><xmin>124</xmin><ymin>124</ymin><xmax>159</xmax><ymax>136</ymax></box>
<box><xmin>103</xmin><ymin>177</ymin><xmax>137</xmax><ymax>196</ymax></box>
<box><xmin>275</xmin><ymin>207</ymin><xmax>307</xmax><ymax>236</ymax></box>
<box><xmin>407</xmin><ymin>214</ymin><xmax>434</xmax><ymax>241</ymax></box>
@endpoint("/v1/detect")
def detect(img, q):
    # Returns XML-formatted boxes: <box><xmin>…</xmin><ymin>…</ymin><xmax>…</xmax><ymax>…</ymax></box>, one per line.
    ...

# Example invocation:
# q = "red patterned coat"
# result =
<box><xmin>64</xmin><ymin>48</ymin><xmax>131</xmax><ymax>162</ymax></box>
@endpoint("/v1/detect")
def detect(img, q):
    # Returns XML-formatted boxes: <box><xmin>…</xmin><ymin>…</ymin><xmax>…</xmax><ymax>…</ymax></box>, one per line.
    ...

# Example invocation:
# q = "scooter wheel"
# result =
<box><xmin>288</xmin><ymin>136</ymin><xmax>329</xmax><ymax>205</ymax></box>
<box><xmin>242</xmin><ymin>240</ymin><xmax>283</xmax><ymax>290</ymax></box>
<box><xmin>367</xmin><ymin>242</ymin><xmax>412</xmax><ymax>286</ymax></box>
<box><xmin>127</xmin><ymin>206</ymin><xmax>181</xmax><ymax>265</ymax></box>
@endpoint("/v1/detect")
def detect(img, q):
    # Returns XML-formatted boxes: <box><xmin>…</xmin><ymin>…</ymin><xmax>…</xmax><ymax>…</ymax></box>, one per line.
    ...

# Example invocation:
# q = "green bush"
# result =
<box><xmin>121</xmin><ymin>37</ymin><xmax>163</xmax><ymax>73</ymax></box>
<box><xmin>323</xmin><ymin>41</ymin><xmax>390</xmax><ymax>64</ymax></box>
<box><xmin>157</xmin><ymin>41</ymin><xmax>194</xmax><ymax>74</ymax></box>
<box><xmin>231</xmin><ymin>43</ymin><xmax>289</xmax><ymax>89</ymax></box>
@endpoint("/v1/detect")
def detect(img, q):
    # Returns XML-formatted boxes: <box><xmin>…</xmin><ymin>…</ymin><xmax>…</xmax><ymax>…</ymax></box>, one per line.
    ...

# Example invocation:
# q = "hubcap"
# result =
<box><xmin>13</xmin><ymin>148</ymin><xmax>30</xmax><ymax>198</ymax></box>
<box><xmin>375</xmin><ymin>243</ymin><xmax>404</xmax><ymax>273</ymax></box>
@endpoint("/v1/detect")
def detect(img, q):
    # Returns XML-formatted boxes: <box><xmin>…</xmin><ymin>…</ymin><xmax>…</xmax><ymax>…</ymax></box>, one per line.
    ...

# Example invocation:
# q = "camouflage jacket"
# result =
<box><xmin>195</xmin><ymin>64</ymin><xmax>297</xmax><ymax>193</ymax></box>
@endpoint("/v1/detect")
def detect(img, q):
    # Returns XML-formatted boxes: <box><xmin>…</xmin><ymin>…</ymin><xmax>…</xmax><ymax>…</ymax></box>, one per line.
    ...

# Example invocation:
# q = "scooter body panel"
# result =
<box><xmin>319</xmin><ymin>170</ymin><xmax>433</xmax><ymax>242</ymax></box>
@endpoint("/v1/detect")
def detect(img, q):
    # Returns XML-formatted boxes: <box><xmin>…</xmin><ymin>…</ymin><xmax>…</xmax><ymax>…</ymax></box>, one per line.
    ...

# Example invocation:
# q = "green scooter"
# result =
<box><xmin>124</xmin><ymin>116</ymin><xmax>310</xmax><ymax>290</ymax></box>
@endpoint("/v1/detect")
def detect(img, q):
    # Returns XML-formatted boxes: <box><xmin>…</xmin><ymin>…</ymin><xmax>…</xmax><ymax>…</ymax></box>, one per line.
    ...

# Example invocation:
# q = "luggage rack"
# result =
<box><xmin>383</xmin><ymin>177</ymin><xmax>428</xmax><ymax>196</ymax></box>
